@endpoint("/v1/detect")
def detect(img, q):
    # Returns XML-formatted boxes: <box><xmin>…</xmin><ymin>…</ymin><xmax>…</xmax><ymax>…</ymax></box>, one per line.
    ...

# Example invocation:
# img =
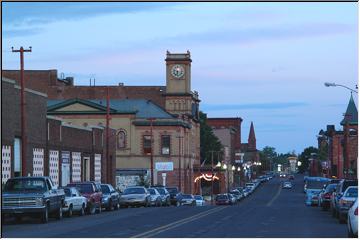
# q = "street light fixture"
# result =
<box><xmin>324</xmin><ymin>82</ymin><xmax>358</xmax><ymax>94</ymax></box>
<box><xmin>216</xmin><ymin>161</ymin><xmax>222</xmax><ymax>168</ymax></box>
<box><xmin>231</xmin><ymin>165</ymin><xmax>236</xmax><ymax>171</ymax></box>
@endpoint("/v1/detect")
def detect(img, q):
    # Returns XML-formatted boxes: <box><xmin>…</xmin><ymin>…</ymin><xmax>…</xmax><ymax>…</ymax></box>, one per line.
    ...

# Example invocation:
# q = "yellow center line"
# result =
<box><xmin>131</xmin><ymin>206</ymin><xmax>227</xmax><ymax>238</ymax></box>
<box><xmin>266</xmin><ymin>183</ymin><xmax>282</xmax><ymax>207</ymax></box>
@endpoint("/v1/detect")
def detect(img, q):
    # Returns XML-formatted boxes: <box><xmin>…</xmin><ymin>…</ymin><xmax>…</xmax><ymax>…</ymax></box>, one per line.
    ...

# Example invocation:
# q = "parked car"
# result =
<box><xmin>245</xmin><ymin>183</ymin><xmax>256</xmax><ymax>192</ymax></box>
<box><xmin>119</xmin><ymin>186</ymin><xmax>150</xmax><ymax>208</ymax></box>
<box><xmin>243</xmin><ymin>187</ymin><xmax>251</xmax><ymax>197</ymax></box>
<box><xmin>215</xmin><ymin>194</ymin><xmax>231</xmax><ymax>205</ymax></box>
<box><xmin>337</xmin><ymin>186</ymin><xmax>358</xmax><ymax>223</ymax></box>
<box><xmin>234</xmin><ymin>187</ymin><xmax>245</xmax><ymax>198</ymax></box>
<box><xmin>67</xmin><ymin>182</ymin><xmax>102</xmax><ymax>214</ymax></box>
<box><xmin>101</xmin><ymin>184</ymin><xmax>120</xmax><ymax>211</ymax></box>
<box><xmin>331</xmin><ymin>179</ymin><xmax>358</xmax><ymax>218</ymax></box>
<box><xmin>153</xmin><ymin>186</ymin><xmax>171</xmax><ymax>206</ymax></box>
<box><xmin>179</xmin><ymin>194</ymin><xmax>196</xmax><ymax>206</ymax></box>
<box><xmin>228</xmin><ymin>193</ymin><xmax>237</xmax><ymax>204</ymax></box>
<box><xmin>2</xmin><ymin>177</ymin><xmax>65</xmax><ymax>223</ymax></box>
<box><xmin>147</xmin><ymin>188</ymin><xmax>162</xmax><ymax>207</ymax></box>
<box><xmin>194</xmin><ymin>195</ymin><xmax>205</xmax><ymax>206</ymax></box>
<box><xmin>305</xmin><ymin>177</ymin><xmax>330</xmax><ymax>206</ymax></box>
<box><xmin>318</xmin><ymin>183</ymin><xmax>337</xmax><ymax>210</ymax></box>
<box><xmin>166</xmin><ymin>187</ymin><xmax>181</xmax><ymax>206</ymax></box>
<box><xmin>62</xmin><ymin>187</ymin><xmax>87</xmax><ymax>217</ymax></box>
<box><xmin>282</xmin><ymin>181</ymin><xmax>293</xmax><ymax>189</ymax></box>
<box><xmin>347</xmin><ymin>198</ymin><xmax>358</xmax><ymax>237</ymax></box>
<box><xmin>229</xmin><ymin>190</ymin><xmax>242</xmax><ymax>201</ymax></box>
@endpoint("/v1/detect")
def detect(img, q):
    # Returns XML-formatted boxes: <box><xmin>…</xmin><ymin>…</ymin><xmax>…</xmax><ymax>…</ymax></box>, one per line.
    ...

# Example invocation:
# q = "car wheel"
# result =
<box><xmin>114</xmin><ymin>201</ymin><xmax>120</xmax><ymax>210</ymax></box>
<box><xmin>106</xmin><ymin>200</ymin><xmax>112</xmax><ymax>211</ymax></box>
<box><xmin>68</xmin><ymin>205</ymin><xmax>73</xmax><ymax>217</ymax></box>
<box><xmin>56</xmin><ymin>206</ymin><xmax>63</xmax><ymax>220</ymax></box>
<box><xmin>79</xmin><ymin>204</ymin><xmax>85</xmax><ymax>216</ymax></box>
<box><xmin>176</xmin><ymin>201</ymin><xmax>180</xmax><ymax>207</ymax></box>
<box><xmin>88</xmin><ymin>202</ymin><xmax>96</xmax><ymax>215</ymax></box>
<box><xmin>97</xmin><ymin>203</ymin><xmax>102</xmax><ymax>214</ymax></box>
<box><xmin>41</xmin><ymin>206</ymin><xmax>49</xmax><ymax>223</ymax></box>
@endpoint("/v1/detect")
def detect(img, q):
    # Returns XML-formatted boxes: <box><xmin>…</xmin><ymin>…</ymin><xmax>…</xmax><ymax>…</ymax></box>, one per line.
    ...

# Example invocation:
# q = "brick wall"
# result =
<box><xmin>207</xmin><ymin>118</ymin><xmax>242</xmax><ymax>149</ymax></box>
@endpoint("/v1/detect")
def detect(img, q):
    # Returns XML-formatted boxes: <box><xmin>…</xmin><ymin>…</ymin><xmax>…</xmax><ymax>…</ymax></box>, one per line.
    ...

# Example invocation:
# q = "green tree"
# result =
<box><xmin>259</xmin><ymin>146</ymin><xmax>277</xmax><ymax>171</ymax></box>
<box><xmin>199</xmin><ymin>111</ymin><xmax>223</xmax><ymax>165</ymax></box>
<box><xmin>298</xmin><ymin>146</ymin><xmax>318</xmax><ymax>173</ymax></box>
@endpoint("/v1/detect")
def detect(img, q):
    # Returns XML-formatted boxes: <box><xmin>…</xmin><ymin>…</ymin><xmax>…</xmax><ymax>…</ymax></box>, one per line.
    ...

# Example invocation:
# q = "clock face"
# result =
<box><xmin>171</xmin><ymin>64</ymin><xmax>185</xmax><ymax>78</ymax></box>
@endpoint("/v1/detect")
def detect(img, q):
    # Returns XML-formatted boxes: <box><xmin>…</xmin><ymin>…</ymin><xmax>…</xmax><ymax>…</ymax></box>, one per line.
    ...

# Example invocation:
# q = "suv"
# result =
<box><xmin>152</xmin><ymin>186</ymin><xmax>171</xmax><ymax>206</ymax></box>
<box><xmin>67</xmin><ymin>182</ymin><xmax>103</xmax><ymax>214</ymax></box>
<box><xmin>166</xmin><ymin>187</ymin><xmax>181</xmax><ymax>206</ymax></box>
<box><xmin>331</xmin><ymin>179</ymin><xmax>358</xmax><ymax>218</ymax></box>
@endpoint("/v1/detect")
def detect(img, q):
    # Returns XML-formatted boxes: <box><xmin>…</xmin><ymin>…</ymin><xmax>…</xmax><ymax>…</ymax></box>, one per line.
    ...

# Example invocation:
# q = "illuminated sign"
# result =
<box><xmin>194</xmin><ymin>173</ymin><xmax>220</xmax><ymax>183</ymax></box>
<box><xmin>155</xmin><ymin>162</ymin><xmax>173</xmax><ymax>171</ymax></box>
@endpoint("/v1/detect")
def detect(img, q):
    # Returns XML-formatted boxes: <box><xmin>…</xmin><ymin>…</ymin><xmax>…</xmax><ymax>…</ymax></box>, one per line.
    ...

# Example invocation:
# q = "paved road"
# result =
<box><xmin>2</xmin><ymin>175</ymin><xmax>348</xmax><ymax>238</ymax></box>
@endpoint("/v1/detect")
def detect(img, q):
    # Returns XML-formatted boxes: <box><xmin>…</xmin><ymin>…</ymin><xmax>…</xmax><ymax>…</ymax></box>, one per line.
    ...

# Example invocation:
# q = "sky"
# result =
<box><xmin>2</xmin><ymin>2</ymin><xmax>358</xmax><ymax>154</ymax></box>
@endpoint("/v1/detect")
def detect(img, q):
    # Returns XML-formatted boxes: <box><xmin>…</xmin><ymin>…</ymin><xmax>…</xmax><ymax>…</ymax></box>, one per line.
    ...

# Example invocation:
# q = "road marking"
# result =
<box><xmin>266</xmin><ymin>183</ymin><xmax>282</xmax><ymax>207</ymax></box>
<box><xmin>130</xmin><ymin>206</ymin><xmax>227</xmax><ymax>238</ymax></box>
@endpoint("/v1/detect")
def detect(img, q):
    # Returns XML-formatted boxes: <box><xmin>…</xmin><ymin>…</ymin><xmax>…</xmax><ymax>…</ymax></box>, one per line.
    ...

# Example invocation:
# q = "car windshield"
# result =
<box><xmin>156</xmin><ymin>188</ymin><xmax>165</xmax><ymax>195</ymax></box>
<box><xmin>246</xmin><ymin>183</ymin><xmax>254</xmax><ymax>186</ymax></box>
<box><xmin>148</xmin><ymin>189</ymin><xmax>156</xmax><ymax>195</ymax></box>
<box><xmin>64</xmin><ymin>188</ymin><xmax>72</xmax><ymax>197</ymax></box>
<box><xmin>307</xmin><ymin>180</ymin><xmax>327</xmax><ymax>189</ymax></box>
<box><xmin>166</xmin><ymin>188</ymin><xmax>178</xmax><ymax>194</ymax></box>
<box><xmin>325</xmin><ymin>184</ymin><xmax>337</xmax><ymax>192</ymax></box>
<box><xmin>284</xmin><ymin>182</ymin><xmax>291</xmax><ymax>185</ymax></box>
<box><xmin>68</xmin><ymin>184</ymin><xmax>94</xmax><ymax>193</ymax></box>
<box><xmin>194</xmin><ymin>196</ymin><xmax>203</xmax><ymax>200</ymax></box>
<box><xmin>216</xmin><ymin>195</ymin><xmax>228</xmax><ymax>200</ymax></box>
<box><xmin>342</xmin><ymin>181</ymin><xmax>358</xmax><ymax>192</ymax></box>
<box><xmin>230</xmin><ymin>191</ymin><xmax>239</xmax><ymax>195</ymax></box>
<box><xmin>182</xmin><ymin>194</ymin><xmax>192</xmax><ymax>199</ymax></box>
<box><xmin>123</xmin><ymin>188</ymin><xmax>145</xmax><ymax>195</ymax></box>
<box><xmin>101</xmin><ymin>185</ymin><xmax>110</xmax><ymax>194</ymax></box>
<box><xmin>4</xmin><ymin>178</ymin><xmax>47</xmax><ymax>192</ymax></box>
<box><xmin>345</xmin><ymin>188</ymin><xmax>358</xmax><ymax>197</ymax></box>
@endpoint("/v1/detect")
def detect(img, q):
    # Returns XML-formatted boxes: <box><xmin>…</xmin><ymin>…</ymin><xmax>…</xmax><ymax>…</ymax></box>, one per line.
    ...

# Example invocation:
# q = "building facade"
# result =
<box><xmin>1</xmin><ymin>77</ymin><xmax>115</xmax><ymax>185</ymax></box>
<box><xmin>4</xmin><ymin>51</ymin><xmax>201</xmax><ymax>193</ymax></box>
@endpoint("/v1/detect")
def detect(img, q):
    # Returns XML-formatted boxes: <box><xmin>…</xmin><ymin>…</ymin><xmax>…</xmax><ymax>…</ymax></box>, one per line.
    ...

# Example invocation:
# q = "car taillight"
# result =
<box><xmin>355</xmin><ymin>207</ymin><xmax>358</xmax><ymax>216</ymax></box>
<box><xmin>324</xmin><ymin>193</ymin><xmax>331</xmax><ymax>199</ymax></box>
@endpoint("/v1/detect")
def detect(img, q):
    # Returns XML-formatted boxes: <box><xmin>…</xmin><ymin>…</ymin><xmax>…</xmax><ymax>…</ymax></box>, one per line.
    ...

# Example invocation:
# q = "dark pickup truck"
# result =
<box><xmin>2</xmin><ymin>176</ymin><xmax>65</xmax><ymax>223</ymax></box>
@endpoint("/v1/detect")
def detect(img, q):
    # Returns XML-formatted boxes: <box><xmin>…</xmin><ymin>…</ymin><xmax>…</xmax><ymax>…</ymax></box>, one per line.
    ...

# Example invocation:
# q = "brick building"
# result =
<box><xmin>3</xmin><ymin>51</ymin><xmax>201</xmax><ymax>193</ymax></box>
<box><xmin>1</xmin><ymin>77</ymin><xmax>115</xmax><ymax>186</ymax></box>
<box><xmin>317</xmin><ymin>95</ymin><xmax>358</xmax><ymax>179</ymax></box>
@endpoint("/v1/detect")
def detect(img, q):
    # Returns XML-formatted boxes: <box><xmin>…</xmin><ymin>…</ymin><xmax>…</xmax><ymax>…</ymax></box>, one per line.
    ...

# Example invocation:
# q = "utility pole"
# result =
<box><xmin>176</xmin><ymin>134</ymin><xmax>184</xmax><ymax>192</ymax></box>
<box><xmin>106</xmin><ymin>87</ymin><xmax>110</xmax><ymax>183</ymax></box>
<box><xmin>12</xmin><ymin>46</ymin><xmax>32</xmax><ymax>176</ymax></box>
<box><xmin>148</xmin><ymin>118</ymin><xmax>156</xmax><ymax>186</ymax></box>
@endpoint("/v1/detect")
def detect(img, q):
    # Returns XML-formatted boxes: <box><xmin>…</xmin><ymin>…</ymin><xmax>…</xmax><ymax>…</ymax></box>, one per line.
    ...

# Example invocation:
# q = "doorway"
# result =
<box><xmin>83</xmin><ymin>157</ymin><xmax>90</xmax><ymax>181</ymax></box>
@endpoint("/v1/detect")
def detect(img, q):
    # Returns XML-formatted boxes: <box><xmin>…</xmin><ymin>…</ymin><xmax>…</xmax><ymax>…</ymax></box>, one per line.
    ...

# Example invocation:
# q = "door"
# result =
<box><xmin>61</xmin><ymin>164</ymin><xmax>70</xmax><ymax>187</ymax></box>
<box><xmin>83</xmin><ymin>157</ymin><xmax>90</xmax><ymax>181</ymax></box>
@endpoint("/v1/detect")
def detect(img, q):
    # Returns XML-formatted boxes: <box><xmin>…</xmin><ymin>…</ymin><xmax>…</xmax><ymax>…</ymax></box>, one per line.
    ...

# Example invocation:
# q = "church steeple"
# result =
<box><xmin>248</xmin><ymin>121</ymin><xmax>256</xmax><ymax>151</ymax></box>
<box><xmin>341</xmin><ymin>94</ymin><xmax>358</xmax><ymax>126</ymax></box>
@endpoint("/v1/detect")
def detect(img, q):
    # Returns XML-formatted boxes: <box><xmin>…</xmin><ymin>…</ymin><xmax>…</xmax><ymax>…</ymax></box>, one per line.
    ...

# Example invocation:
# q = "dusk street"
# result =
<box><xmin>2</xmin><ymin>175</ymin><xmax>347</xmax><ymax>238</ymax></box>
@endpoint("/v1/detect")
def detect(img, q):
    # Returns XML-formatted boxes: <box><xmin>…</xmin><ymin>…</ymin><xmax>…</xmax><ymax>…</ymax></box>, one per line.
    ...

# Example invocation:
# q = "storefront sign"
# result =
<box><xmin>61</xmin><ymin>151</ymin><xmax>70</xmax><ymax>164</ymax></box>
<box><xmin>155</xmin><ymin>162</ymin><xmax>173</xmax><ymax>171</ymax></box>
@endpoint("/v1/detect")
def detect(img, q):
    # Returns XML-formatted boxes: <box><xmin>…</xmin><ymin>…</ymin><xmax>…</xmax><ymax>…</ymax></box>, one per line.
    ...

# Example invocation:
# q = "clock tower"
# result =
<box><xmin>164</xmin><ymin>50</ymin><xmax>200</xmax><ymax>120</ymax></box>
<box><xmin>165</xmin><ymin>50</ymin><xmax>191</xmax><ymax>94</ymax></box>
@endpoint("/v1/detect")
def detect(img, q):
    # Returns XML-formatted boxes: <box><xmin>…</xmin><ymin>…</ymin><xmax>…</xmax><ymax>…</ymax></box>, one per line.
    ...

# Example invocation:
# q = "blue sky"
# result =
<box><xmin>2</xmin><ymin>2</ymin><xmax>358</xmax><ymax>154</ymax></box>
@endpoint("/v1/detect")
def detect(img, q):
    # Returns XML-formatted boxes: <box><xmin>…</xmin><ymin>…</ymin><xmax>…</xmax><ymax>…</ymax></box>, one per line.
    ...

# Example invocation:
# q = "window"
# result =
<box><xmin>117</xmin><ymin>130</ymin><xmax>126</xmax><ymax>149</ymax></box>
<box><xmin>161</xmin><ymin>135</ymin><xmax>170</xmax><ymax>155</ymax></box>
<box><xmin>143</xmin><ymin>135</ymin><xmax>152</xmax><ymax>155</ymax></box>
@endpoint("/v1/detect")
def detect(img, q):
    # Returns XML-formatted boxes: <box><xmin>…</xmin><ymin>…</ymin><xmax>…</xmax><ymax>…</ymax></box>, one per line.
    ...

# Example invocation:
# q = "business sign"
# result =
<box><xmin>155</xmin><ymin>162</ymin><xmax>173</xmax><ymax>171</ymax></box>
<box><xmin>61</xmin><ymin>151</ymin><xmax>70</xmax><ymax>164</ymax></box>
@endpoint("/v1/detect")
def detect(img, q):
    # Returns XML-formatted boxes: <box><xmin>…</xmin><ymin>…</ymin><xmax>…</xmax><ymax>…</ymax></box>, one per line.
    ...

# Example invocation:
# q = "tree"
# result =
<box><xmin>298</xmin><ymin>146</ymin><xmax>318</xmax><ymax>173</ymax></box>
<box><xmin>259</xmin><ymin>146</ymin><xmax>277</xmax><ymax>171</ymax></box>
<box><xmin>199</xmin><ymin>111</ymin><xmax>223</xmax><ymax>165</ymax></box>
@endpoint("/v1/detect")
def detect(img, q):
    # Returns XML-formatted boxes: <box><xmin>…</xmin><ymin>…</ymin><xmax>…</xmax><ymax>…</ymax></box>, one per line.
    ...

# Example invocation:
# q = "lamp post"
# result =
<box><xmin>324</xmin><ymin>82</ymin><xmax>358</xmax><ymax>94</ymax></box>
<box><xmin>176</xmin><ymin>134</ymin><xmax>184</xmax><ymax>191</ymax></box>
<box><xmin>147</xmin><ymin>118</ymin><xmax>156</xmax><ymax>186</ymax></box>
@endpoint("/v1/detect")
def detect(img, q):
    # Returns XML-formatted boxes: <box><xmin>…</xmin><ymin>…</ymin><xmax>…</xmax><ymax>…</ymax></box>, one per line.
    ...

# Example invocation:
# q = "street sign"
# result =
<box><xmin>155</xmin><ymin>162</ymin><xmax>173</xmax><ymax>171</ymax></box>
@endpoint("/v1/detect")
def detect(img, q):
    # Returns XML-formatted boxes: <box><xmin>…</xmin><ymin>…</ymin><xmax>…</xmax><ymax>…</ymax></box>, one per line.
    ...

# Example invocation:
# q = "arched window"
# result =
<box><xmin>117</xmin><ymin>130</ymin><xmax>127</xmax><ymax>149</ymax></box>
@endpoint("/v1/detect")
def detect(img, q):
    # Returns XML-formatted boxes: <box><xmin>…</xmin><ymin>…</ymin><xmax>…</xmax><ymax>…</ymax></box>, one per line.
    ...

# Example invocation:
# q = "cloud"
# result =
<box><xmin>163</xmin><ymin>22</ymin><xmax>355</xmax><ymax>47</ymax></box>
<box><xmin>201</xmin><ymin>102</ymin><xmax>309</xmax><ymax>111</ymax></box>
<box><xmin>3</xmin><ymin>28</ymin><xmax>43</xmax><ymax>38</ymax></box>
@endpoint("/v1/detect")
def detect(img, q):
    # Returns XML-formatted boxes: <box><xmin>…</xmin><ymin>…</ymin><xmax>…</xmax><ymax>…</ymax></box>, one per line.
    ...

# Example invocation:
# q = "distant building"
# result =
<box><xmin>241</xmin><ymin>122</ymin><xmax>260</xmax><ymax>178</ymax></box>
<box><xmin>317</xmin><ymin>95</ymin><xmax>358</xmax><ymax>179</ymax></box>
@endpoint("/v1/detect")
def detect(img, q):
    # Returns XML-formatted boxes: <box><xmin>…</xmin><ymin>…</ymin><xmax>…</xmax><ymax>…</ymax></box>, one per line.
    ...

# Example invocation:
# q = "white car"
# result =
<box><xmin>347</xmin><ymin>198</ymin><xmax>358</xmax><ymax>237</ymax></box>
<box><xmin>194</xmin><ymin>195</ymin><xmax>205</xmax><ymax>206</ymax></box>
<box><xmin>62</xmin><ymin>187</ymin><xmax>87</xmax><ymax>217</ymax></box>
<box><xmin>245</xmin><ymin>183</ymin><xmax>256</xmax><ymax>192</ymax></box>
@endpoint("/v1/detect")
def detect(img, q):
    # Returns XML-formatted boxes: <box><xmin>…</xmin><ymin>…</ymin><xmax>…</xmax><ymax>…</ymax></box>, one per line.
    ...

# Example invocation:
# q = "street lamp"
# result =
<box><xmin>324</xmin><ymin>82</ymin><xmax>358</xmax><ymax>94</ymax></box>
